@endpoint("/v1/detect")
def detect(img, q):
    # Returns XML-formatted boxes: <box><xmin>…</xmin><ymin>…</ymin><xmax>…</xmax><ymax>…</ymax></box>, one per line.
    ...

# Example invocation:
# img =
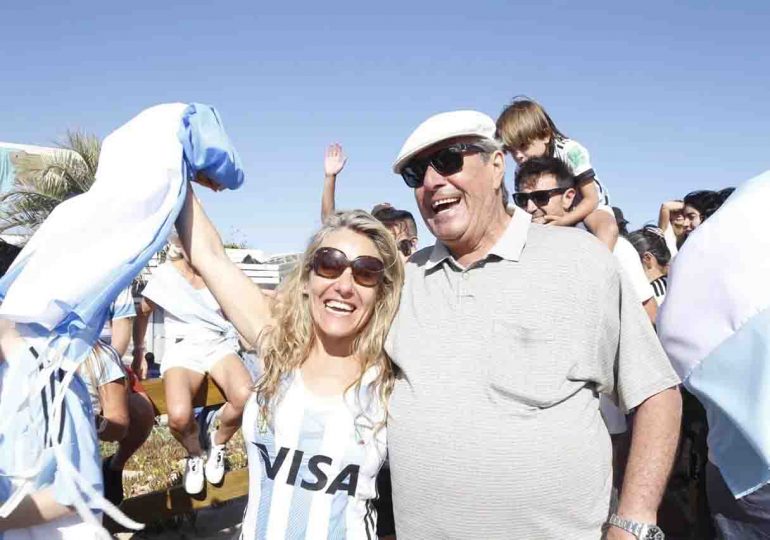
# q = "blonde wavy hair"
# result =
<box><xmin>255</xmin><ymin>210</ymin><xmax>405</xmax><ymax>431</ymax></box>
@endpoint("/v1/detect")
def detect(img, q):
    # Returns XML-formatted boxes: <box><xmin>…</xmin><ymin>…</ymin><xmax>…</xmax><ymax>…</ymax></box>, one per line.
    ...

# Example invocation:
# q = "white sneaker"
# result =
<box><xmin>184</xmin><ymin>456</ymin><xmax>205</xmax><ymax>495</ymax></box>
<box><xmin>205</xmin><ymin>432</ymin><xmax>226</xmax><ymax>485</ymax></box>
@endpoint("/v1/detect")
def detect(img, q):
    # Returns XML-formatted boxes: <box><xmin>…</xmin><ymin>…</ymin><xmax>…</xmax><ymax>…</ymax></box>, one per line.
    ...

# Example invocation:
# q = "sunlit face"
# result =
<box><xmin>670</xmin><ymin>210</ymin><xmax>686</xmax><ymax>238</ymax></box>
<box><xmin>682</xmin><ymin>205</ymin><xmax>703</xmax><ymax>234</ymax></box>
<box><xmin>413</xmin><ymin>138</ymin><xmax>505</xmax><ymax>255</ymax></box>
<box><xmin>517</xmin><ymin>174</ymin><xmax>575</xmax><ymax>224</ymax></box>
<box><xmin>307</xmin><ymin>229</ymin><xmax>380</xmax><ymax>346</ymax></box>
<box><xmin>386</xmin><ymin>221</ymin><xmax>417</xmax><ymax>263</ymax></box>
<box><xmin>509</xmin><ymin>136</ymin><xmax>550</xmax><ymax>165</ymax></box>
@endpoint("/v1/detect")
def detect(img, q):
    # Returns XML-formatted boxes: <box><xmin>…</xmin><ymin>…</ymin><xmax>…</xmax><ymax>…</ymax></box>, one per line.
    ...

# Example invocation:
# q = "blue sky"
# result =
<box><xmin>2</xmin><ymin>0</ymin><xmax>768</xmax><ymax>254</ymax></box>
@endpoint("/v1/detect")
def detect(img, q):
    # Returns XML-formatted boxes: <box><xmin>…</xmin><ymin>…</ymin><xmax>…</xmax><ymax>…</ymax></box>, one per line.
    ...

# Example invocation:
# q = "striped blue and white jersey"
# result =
<box><xmin>99</xmin><ymin>285</ymin><xmax>136</xmax><ymax>344</ymax></box>
<box><xmin>0</xmin><ymin>333</ymin><xmax>103</xmax><ymax>539</ymax></box>
<box><xmin>240</xmin><ymin>368</ymin><xmax>387</xmax><ymax>540</ymax></box>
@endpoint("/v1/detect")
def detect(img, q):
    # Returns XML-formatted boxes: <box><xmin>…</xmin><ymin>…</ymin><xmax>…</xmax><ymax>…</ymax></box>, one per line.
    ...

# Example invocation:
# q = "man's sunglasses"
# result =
<box><xmin>310</xmin><ymin>247</ymin><xmax>385</xmax><ymax>288</ymax></box>
<box><xmin>397</xmin><ymin>238</ymin><xmax>416</xmax><ymax>257</ymax></box>
<box><xmin>512</xmin><ymin>187</ymin><xmax>568</xmax><ymax>208</ymax></box>
<box><xmin>401</xmin><ymin>143</ymin><xmax>485</xmax><ymax>188</ymax></box>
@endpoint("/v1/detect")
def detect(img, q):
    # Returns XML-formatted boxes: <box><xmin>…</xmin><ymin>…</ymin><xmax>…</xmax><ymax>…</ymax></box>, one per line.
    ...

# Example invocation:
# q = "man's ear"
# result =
<box><xmin>491</xmin><ymin>150</ymin><xmax>506</xmax><ymax>190</ymax></box>
<box><xmin>562</xmin><ymin>187</ymin><xmax>577</xmax><ymax>211</ymax></box>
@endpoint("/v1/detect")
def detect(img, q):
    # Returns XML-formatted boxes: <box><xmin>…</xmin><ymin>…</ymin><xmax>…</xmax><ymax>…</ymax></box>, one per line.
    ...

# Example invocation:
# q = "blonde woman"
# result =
<box><xmin>175</xmin><ymin>184</ymin><xmax>403</xmax><ymax>539</ymax></box>
<box><xmin>134</xmin><ymin>236</ymin><xmax>253</xmax><ymax>495</ymax></box>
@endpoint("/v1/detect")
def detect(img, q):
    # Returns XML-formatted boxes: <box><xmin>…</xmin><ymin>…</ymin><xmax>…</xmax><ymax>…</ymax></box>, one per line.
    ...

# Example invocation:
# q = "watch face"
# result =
<box><xmin>645</xmin><ymin>527</ymin><xmax>665</xmax><ymax>540</ymax></box>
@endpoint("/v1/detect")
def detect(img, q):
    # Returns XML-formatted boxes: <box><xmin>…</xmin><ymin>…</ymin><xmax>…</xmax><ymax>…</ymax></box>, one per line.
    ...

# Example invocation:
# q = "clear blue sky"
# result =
<box><xmin>2</xmin><ymin>0</ymin><xmax>768</xmax><ymax>254</ymax></box>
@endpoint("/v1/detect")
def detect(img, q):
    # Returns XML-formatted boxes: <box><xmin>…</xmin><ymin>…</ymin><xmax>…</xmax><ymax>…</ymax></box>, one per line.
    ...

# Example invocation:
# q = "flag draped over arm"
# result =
<box><xmin>0</xmin><ymin>102</ymin><xmax>244</xmax><ymax>537</ymax></box>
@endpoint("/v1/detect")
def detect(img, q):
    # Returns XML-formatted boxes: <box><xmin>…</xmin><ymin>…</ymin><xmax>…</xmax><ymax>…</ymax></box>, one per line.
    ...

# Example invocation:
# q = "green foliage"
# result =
<box><xmin>0</xmin><ymin>131</ymin><xmax>101</xmax><ymax>237</ymax></box>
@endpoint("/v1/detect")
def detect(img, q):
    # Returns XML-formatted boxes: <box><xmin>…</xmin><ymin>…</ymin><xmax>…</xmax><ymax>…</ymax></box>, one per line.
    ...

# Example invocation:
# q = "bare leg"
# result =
<box><xmin>163</xmin><ymin>367</ymin><xmax>207</xmax><ymax>456</ymax></box>
<box><xmin>111</xmin><ymin>391</ymin><xmax>155</xmax><ymax>469</ymax></box>
<box><xmin>208</xmin><ymin>354</ymin><xmax>253</xmax><ymax>445</ymax></box>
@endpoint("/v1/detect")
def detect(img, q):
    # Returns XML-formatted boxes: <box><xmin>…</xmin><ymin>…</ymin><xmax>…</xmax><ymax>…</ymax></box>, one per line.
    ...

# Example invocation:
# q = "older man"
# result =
<box><xmin>386</xmin><ymin>111</ymin><xmax>681</xmax><ymax>539</ymax></box>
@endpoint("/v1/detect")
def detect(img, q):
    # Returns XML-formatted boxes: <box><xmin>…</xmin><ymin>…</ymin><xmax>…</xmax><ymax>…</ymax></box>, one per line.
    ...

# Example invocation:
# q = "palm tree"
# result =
<box><xmin>0</xmin><ymin>131</ymin><xmax>100</xmax><ymax>238</ymax></box>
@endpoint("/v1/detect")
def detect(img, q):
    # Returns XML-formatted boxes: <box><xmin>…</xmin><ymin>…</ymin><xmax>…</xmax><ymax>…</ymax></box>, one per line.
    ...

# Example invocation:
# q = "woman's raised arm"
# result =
<box><xmin>175</xmin><ymin>184</ymin><xmax>272</xmax><ymax>347</ymax></box>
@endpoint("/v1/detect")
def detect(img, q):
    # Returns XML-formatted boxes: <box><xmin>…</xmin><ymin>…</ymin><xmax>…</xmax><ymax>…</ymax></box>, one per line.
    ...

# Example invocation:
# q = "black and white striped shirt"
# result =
<box><xmin>651</xmin><ymin>275</ymin><xmax>668</xmax><ymax>306</ymax></box>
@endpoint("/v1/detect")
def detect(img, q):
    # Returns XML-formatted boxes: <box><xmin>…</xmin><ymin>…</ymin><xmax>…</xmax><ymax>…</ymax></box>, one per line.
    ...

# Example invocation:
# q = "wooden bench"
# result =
<box><xmin>108</xmin><ymin>377</ymin><xmax>249</xmax><ymax>530</ymax></box>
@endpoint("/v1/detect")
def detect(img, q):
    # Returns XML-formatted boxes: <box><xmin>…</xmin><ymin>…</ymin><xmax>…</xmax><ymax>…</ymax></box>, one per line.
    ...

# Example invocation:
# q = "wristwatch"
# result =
<box><xmin>607</xmin><ymin>513</ymin><xmax>664</xmax><ymax>539</ymax></box>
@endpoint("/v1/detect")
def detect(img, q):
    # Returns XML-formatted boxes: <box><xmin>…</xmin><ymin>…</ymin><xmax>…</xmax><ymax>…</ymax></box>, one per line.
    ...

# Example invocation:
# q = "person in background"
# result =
<box><xmin>371</xmin><ymin>204</ymin><xmax>419</xmax><ymax>262</ymax></box>
<box><xmin>96</xmin><ymin>285</ymin><xmax>155</xmax><ymax>505</ymax></box>
<box><xmin>658</xmin><ymin>200</ymin><xmax>687</xmax><ymax>257</ymax></box>
<box><xmin>321</xmin><ymin>143</ymin><xmax>348</xmax><ymax>222</ymax></box>
<box><xmin>681</xmin><ymin>188</ymin><xmax>735</xmax><ymax>241</ymax></box>
<box><xmin>134</xmin><ymin>236</ymin><xmax>253</xmax><ymax>495</ymax></box>
<box><xmin>513</xmin><ymin>157</ymin><xmax>657</xmax><ymax>324</ymax></box>
<box><xmin>496</xmin><ymin>96</ymin><xmax>619</xmax><ymax>250</ymax></box>
<box><xmin>628</xmin><ymin>227</ymin><xmax>671</xmax><ymax>307</ymax></box>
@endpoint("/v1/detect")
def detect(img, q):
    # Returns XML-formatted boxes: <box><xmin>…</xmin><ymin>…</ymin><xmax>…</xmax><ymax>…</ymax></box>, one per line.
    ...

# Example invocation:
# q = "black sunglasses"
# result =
<box><xmin>397</xmin><ymin>238</ymin><xmax>416</xmax><ymax>257</ymax></box>
<box><xmin>401</xmin><ymin>143</ymin><xmax>485</xmax><ymax>188</ymax></box>
<box><xmin>512</xmin><ymin>187</ymin><xmax>568</xmax><ymax>208</ymax></box>
<box><xmin>310</xmin><ymin>247</ymin><xmax>385</xmax><ymax>288</ymax></box>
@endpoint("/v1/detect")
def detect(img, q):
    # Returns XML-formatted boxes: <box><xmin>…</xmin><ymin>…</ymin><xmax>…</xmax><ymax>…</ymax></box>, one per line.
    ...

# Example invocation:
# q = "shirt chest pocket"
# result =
<box><xmin>486</xmin><ymin>319</ymin><xmax>573</xmax><ymax>410</ymax></box>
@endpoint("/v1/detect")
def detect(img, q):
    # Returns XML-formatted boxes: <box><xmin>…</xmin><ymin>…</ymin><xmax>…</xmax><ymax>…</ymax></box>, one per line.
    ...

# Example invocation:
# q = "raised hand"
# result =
<box><xmin>324</xmin><ymin>143</ymin><xmax>348</xmax><ymax>178</ymax></box>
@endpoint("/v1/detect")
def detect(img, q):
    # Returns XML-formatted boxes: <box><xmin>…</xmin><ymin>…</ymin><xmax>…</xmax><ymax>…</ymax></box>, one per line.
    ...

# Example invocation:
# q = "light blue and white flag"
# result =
<box><xmin>658</xmin><ymin>170</ymin><xmax>770</xmax><ymax>499</ymax></box>
<box><xmin>0</xmin><ymin>102</ymin><xmax>244</xmax><ymax>537</ymax></box>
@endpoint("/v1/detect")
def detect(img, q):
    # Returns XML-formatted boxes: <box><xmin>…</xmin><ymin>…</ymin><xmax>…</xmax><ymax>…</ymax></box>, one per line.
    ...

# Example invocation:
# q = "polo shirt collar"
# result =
<box><xmin>425</xmin><ymin>209</ymin><xmax>531</xmax><ymax>271</ymax></box>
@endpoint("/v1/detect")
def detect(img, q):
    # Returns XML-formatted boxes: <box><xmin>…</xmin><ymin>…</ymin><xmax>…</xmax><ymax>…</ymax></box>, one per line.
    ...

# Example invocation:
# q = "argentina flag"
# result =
<box><xmin>658</xmin><ymin>170</ymin><xmax>770</xmax><ymax>498</ymax></box>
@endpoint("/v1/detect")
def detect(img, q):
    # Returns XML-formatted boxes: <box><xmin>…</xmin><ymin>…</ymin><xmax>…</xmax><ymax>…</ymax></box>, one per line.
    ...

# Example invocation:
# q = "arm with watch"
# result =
<box><xmin>605</xmin><ymin>386</ymin><xmax>681</xmax><ymax>540</ymax></box>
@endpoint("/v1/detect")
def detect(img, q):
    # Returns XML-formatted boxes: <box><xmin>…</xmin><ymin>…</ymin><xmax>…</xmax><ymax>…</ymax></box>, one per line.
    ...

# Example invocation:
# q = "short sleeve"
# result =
<box><xmin>599</xmin><ymin>266</ymin><xmax>680</xmax><ymax>413</ymax></box>
<box><xmin>563</xmin><ymin>139</ymin><xmax>594</xmax><ymax>182</ymax></box>
<box><xmin>613</xmin><ymin>239</ymin><xmax>654</xmax><ymax>303</ymax></box>
<box><xmin>110</xmin><ymin>285</ymin><xmax>136</xmax><ymax>320</ymax></box>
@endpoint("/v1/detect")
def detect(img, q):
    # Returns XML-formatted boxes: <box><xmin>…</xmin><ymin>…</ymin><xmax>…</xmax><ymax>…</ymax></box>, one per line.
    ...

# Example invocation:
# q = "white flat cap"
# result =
<box><xmin>392</xmin><ymin>110</ymin><xmax>497</xmax><ymax>173</ymax></box>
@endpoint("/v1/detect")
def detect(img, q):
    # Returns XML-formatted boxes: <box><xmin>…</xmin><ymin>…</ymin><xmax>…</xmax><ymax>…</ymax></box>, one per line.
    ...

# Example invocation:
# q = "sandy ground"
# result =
<box><xmin>115</xmin><ymin>497</ymin><xmax>246</xmax><ymax>540</ymax></box>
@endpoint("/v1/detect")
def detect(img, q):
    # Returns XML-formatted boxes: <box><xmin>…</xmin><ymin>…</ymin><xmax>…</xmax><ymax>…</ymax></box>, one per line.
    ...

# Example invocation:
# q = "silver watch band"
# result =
<box><xmin>607</xmin><ymin>513</ymin><xmax>664</xmax><ymax>539</ymax></box>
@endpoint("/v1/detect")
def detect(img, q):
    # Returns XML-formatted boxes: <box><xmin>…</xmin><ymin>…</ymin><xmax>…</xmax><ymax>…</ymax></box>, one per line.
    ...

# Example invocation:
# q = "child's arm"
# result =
<box><xmin>544</xmin><ymin>177</ymin><xmax>600</xmax><ymax>226</ymax></box>
<box><xmin>583</xmin><ymin>206</ymin><xmax>619</xmax><ymax>250</ymax></box>
<box><xmin>321</xmin><ymin>143</ymin><xmax>347</xmax><ymax>222</ymax></box>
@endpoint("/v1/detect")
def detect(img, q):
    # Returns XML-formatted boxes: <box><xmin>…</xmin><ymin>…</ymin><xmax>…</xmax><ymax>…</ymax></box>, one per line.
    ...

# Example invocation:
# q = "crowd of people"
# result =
<box><xmin>0</xmin><ymin>97</ymin><xmax>766</xmax><ymax>540</ymax></box>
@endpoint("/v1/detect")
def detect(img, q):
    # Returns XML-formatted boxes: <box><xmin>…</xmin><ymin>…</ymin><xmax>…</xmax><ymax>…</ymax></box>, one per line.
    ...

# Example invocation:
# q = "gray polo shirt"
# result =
<box><xmin>385</xmin><ymin>209</ymin><xmax>680</xmax><ymax>539</ymax></box>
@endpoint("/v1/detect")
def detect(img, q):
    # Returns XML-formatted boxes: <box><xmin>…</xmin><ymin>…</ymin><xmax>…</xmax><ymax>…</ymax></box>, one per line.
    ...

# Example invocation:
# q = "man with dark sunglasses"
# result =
<box><xmin>385</xmin><ymin>111</ymin><xmax>681</xmax><ymax>540</ymax></box>
<box><xmin>513</xmin><ymin>156</ymin><xmax>657</xmax><ymax>325</ymax></box>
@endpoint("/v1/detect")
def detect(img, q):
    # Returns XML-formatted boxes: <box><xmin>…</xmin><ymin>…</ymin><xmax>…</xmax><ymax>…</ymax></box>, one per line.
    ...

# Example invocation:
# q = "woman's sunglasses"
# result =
<box><xmin>310</xmin><ymin>247</ymin><xmax>385</xmax><ymax>288</ymax></box>
<box><xmin>511</xmin><ymin>187</ymin><xmax>568</xmax><ymax>208</ymax></box>
<box><xmin>401</xmin><ymin>143</ymin><xmax>484</xmax><ymax>188</ymax></box>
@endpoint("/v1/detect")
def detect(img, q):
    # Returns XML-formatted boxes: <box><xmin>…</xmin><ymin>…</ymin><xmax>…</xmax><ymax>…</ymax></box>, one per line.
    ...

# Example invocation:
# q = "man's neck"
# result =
<box><xmin>449</xmin><ymin>212</ymin><xmax>512</xmax><ymax>267</ymax></box>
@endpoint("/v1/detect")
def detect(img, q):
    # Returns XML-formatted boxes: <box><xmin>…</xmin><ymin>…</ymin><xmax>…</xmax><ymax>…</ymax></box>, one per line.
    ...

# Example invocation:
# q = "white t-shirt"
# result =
<box><xmin>584</xmin><ymin>235</ymin><xmax>654</xmax><ymax>434</ymax></box>
<box><xmin>613</xmin><ymin>237</ymin><xmax>655</xmax><ymax>304</ymax></box>
<box><xmin>161</xmin><ymin>287</ymin><xmax>222</xmax><ymax>340</ymax></box>
<box><xmin>553</xmin><ymin>137</ymin><xmax>610</xmax><ymax>206</ymax></box>
<box><xmin>240</xmin><ymin>368</ymin><xmax>387</xmax><ymax>540</ymax></box>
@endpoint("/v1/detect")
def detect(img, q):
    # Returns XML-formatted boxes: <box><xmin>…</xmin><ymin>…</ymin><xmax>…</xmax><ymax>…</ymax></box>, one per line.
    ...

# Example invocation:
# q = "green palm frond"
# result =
<box><xmin>1</xmin><ymin>130</ymin><xmax>101</xmax><ymax>239</ymax></box>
